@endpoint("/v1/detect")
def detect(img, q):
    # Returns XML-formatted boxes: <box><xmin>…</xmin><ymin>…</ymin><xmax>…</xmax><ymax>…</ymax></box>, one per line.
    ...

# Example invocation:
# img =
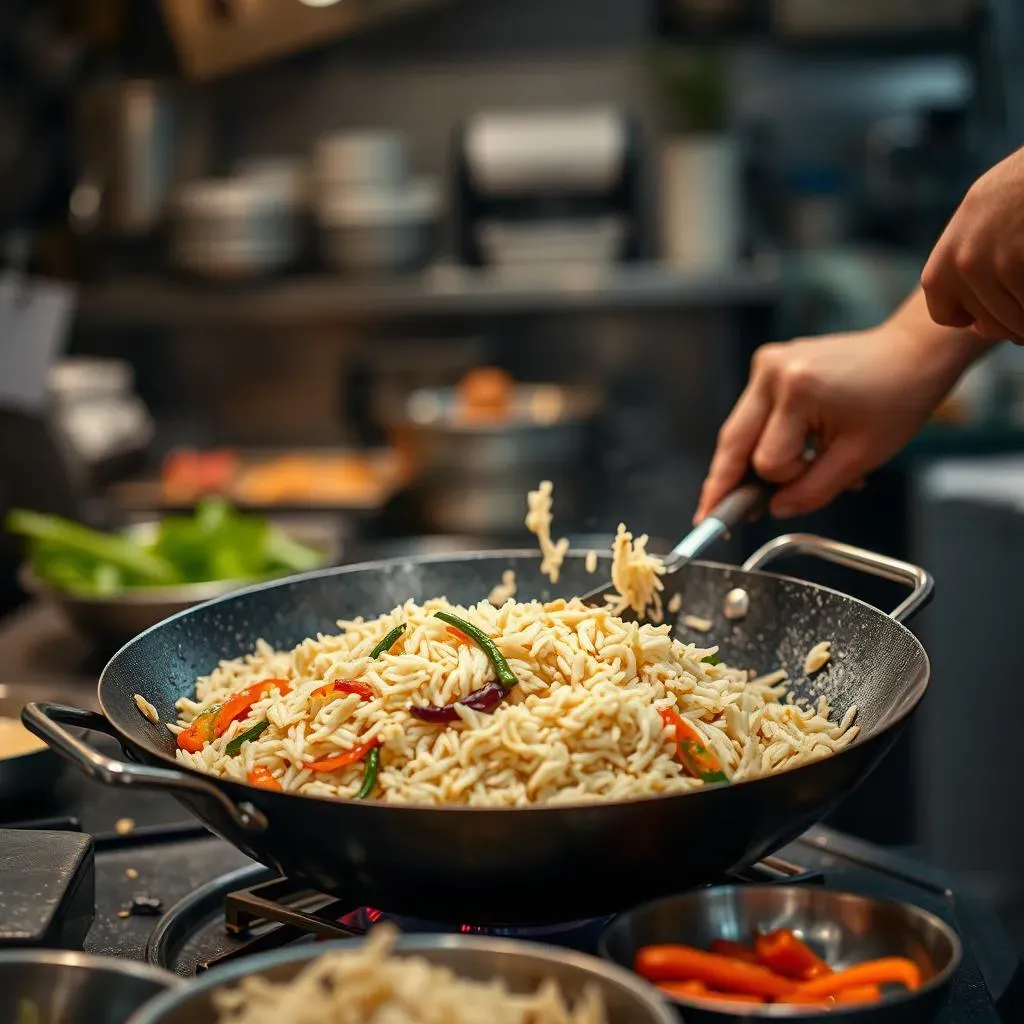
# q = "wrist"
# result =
<box><xmin>885</xmin><ymin>291</ymin><xmax>997</xmax><ymax>383</ymax></box>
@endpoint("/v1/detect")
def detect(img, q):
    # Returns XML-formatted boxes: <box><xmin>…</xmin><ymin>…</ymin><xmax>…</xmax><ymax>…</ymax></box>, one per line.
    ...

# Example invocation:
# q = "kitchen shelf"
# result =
<box><xmin>74</xmin><ymin>263</ymin><xmax>780</xmax><ymax>329</ymax></box>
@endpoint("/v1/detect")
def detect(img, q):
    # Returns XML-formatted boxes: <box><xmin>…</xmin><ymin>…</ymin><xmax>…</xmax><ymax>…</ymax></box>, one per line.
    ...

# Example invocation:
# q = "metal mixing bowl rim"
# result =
<box><xmin>597</xmin><ymin>884</ymin><xmax>963</xmax><ymax>1018</ymax></box>
<box><xmin>123</xmin><ymin>933</ymin><xmax>675</xmax><ymax>1024</ymax></box>
<box><xmin>0</xmin><ymin>948</ymin><xmax>183</xmax><ymax>987</ymax></box>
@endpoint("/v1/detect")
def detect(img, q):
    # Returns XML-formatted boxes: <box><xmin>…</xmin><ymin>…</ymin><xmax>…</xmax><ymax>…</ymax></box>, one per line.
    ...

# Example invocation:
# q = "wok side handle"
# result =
<box><xmin>742</xmin><ymin>533</ymin><xmax>934</xmax><ymax>623</ymax></box>
<box><xmin>22</xmin><ymin>702</ymin><xmax>268</xmax><ymax>833</ymax></box>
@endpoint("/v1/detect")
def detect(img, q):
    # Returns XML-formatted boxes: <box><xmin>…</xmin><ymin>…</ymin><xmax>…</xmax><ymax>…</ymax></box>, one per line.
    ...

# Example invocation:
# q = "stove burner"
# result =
<box><xmin>175</xmin><ymin>853</ymin><xmax>822</xmax><ymax>972</ymax></box>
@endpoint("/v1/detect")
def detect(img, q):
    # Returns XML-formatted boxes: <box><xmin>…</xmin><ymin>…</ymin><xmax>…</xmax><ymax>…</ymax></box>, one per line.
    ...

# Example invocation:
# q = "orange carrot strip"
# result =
<box><xmin>657</xmin><ymin>980</ymin><xmax>708</xmax><ymax>998</ymax></box>
<box><xmin>247</xmin><ymin>765</ymin><xmax>282</xmax><ymax>791</ymax></box>
<box><xmin>755</xmin><ymin>929</ymin><xmax>832</xmax><ymax>980</ymax></box>
<box><xmin>635</xmin><ymin>945</ymin><xmax>795</xmax><ymax>999</ymax></box>
<box><xmin>446</xmin><ymin>625</ymin><xmax>472</xmax><ymax>644</ymax></box>
<box><xmin>709</xmin><ymin>939</ymin><xmax>760</xmax><ymax>964</ymax></box>
<box><xmin>835</xmin><ymin>984</ymin><xmax>882</xmax><ymax>1005</ymax></box>
<box><xmin>793</xmin><ymin>957</ymin><xmax>922</xmax><ymax>999</ymax></box>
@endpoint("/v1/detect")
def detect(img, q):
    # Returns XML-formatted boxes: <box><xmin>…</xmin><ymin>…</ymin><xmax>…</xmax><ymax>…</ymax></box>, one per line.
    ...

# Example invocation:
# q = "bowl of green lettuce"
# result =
<box><xmin>7</xmin><ymin>499</ymin><xmax>335</xmax><ymax>647</ymax></box>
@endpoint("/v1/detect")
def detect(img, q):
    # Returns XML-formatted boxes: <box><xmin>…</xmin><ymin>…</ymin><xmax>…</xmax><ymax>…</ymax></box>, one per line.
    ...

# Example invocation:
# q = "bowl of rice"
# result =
<box><xmin>124</xmin><ymin>925</ymin><xmax>676</xmax><ymax>1024</ymax></box>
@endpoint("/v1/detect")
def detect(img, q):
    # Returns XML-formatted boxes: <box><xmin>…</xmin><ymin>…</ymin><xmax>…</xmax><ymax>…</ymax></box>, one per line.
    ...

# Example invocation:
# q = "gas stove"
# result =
<box><xmin>0</xmin><ymin>770</ymin><xmax>1020</xmax><ymax>1022</ymax></box>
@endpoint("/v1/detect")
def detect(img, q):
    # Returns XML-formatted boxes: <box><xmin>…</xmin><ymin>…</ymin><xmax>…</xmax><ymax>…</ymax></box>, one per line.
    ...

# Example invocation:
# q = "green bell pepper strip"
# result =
<box><xmin>432</xmin><ymin>611</ymin><xmax>517</xmax><ymax>692</ymax></box>
<box><xmin>225</xmin><ymin>720</ymin><xmax>270</xmax><ymax>756</ymax></box>
<box><xmin>369</xmin><ymin>623</ymin><xmax>407</xmax><ymax>659</ymax></box>
<box><xmin>356</xmin><ymin>746</ymin><xmax>381</xmax><ymax>800</ymax></box>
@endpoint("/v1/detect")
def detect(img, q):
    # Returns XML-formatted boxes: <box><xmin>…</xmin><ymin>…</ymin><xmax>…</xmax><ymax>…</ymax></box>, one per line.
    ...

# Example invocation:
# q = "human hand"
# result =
<box><xmin>695</xmin><ymin>319</ymin><xmax>980</xmax><ymax>521</ymax></box>
<box><xmin>922</xmin><ymin>146</ymin><xmax>1024</xmax><ymax>342</ymax></box>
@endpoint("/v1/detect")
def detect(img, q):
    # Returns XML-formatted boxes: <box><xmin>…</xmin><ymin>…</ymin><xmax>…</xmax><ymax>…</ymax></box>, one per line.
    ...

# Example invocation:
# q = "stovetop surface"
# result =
<box><xmin>1</xmin><ymin>755</ymin><xmax>1020</xmax><ymax>1022</ymax></box>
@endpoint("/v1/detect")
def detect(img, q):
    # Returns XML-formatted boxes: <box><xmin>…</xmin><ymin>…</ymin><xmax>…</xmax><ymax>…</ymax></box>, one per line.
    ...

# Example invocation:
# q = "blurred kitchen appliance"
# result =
<box><xmin>47</xmin><ymin>358</ymin><xmax>154</xmax><ymax>488</ymax></box>
<box><xmin>70</xmin><ymin>78</ymin><xmax>179</xmax><ymax>241</ymax></box>
<box><xmin>453</xmin><ymin>110</ymin><xmax>645</xmax><ymax>268</ymax></box>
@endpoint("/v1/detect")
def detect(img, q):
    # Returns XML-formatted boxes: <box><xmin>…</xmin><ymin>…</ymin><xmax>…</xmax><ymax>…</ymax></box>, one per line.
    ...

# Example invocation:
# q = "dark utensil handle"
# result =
<box><xmin>667</xmin><ymin>482</ymin><xmax>773</xmax><ymax>568</ymax></box>
<box><xmin>742</xmin><ymin>533</ymin><xmax>934</xmax><ymax>623</ymax></box>
<box><xmin>22</xmin><ymin>702</ymin><xmax>268</xmax><ymax>833</ymax></box>
<box><xmin>708</xmin><ymin>481</ymin><xmax>772</xmax><ymax>530</ymax></box>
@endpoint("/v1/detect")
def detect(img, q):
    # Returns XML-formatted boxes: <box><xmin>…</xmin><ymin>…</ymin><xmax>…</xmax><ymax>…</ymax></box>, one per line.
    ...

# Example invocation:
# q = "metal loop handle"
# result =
<box><xmin>23</xmin><ymin>702</ymin><xmax>268</xmax><ymax>832</ymax></box>
<box><xmin>742</xmin><ymin>533</ymin><xmax>934</xmax><ymax>623</ymax></box>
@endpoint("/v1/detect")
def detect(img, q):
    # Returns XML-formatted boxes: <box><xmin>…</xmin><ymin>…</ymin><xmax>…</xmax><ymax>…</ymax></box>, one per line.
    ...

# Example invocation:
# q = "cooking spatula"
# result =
<box><xmin>579</xmin><ymin>481</ymin><xmax>772</xmax><ymax>608</ymax></box>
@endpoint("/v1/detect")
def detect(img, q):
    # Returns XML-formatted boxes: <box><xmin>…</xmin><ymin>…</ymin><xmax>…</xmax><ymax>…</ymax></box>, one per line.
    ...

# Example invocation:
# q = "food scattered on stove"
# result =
<box><xmin>125</xmin><ymin>868</ymin><xmax>139</xmax><ymax>880</ymax></box>
<box><xmin>209</xmin><ymin>924</ymin><xmax>605</xmax><ymax>1024</ymax></box>
<box><xmin>0</xmin><ymin>715</ymin><xmax>47</xmax><ymax>758</ymax></box>
<box><xmin>159</xmin><ymin>447</ymin><xmax>393</xmax><ymax>507</ymax></box>
<box><xmin>134</xmin><ymin>694</ymin><xmax>160</xmax><ymax>723</ymax></box>
<box><xmin>682</xmin><ymin>614</ymin><xmax>712</xmax><ymax>633</ymax></box>
<box><xmin>525</xmin><ymin>480</ymin><xmax>569</xmax><ymax>584</ymax></box>
<box><xmin>667</xmin><ymin>593</ymin><xmax>682</xmax><ymax>615</ymax></box>
<box><xmin>635</xmin><ymin>936</ymin><xmax>922</xmax><ymax>1009</ymax></box>
<box><xmin>804</xmin><ymin>640</ymin><xmax>833</xmax><ymax>675</ymax></box>
<box><xmin>168</xmin><ymin>486</ymin><xmax>858</xmax><ymax>805</ymax></box>
<box><xmin>585</xmin><ymin>550</ymin><xmax>598</xmax><ymax>574</ymax></box>
<box><xmin>127</xmin><ymin>894</ymin><xmax>164</xmax><ymax>916</ymax></box>
<box><xmin>115</xmin><ymin>817</ymin><xmax>135</xmax><ymax>835</ymax></box>
<box><xmin>6</xmin><ymin>499</ymin><xmax>323</xmax><ymax>597</ymax></box>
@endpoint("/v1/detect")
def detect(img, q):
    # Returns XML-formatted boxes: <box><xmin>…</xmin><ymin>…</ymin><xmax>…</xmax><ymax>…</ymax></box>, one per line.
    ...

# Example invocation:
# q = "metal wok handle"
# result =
<box><xmin>22</xmin><ymin>702</ymin><xmax>268</xmax><ymax>832</ymax></box>
<box><xmin>742</xmin><ymin>533</ymin><xmax>934</xmax><ymax>623</ymax></box>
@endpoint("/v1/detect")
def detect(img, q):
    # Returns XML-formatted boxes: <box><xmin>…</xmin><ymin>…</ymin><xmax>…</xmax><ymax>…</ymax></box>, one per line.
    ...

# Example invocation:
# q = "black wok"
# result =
<box><xmin>24</xmin><ymin>532</ymin><xmax>932</xmax><ymax>925</ymax></box>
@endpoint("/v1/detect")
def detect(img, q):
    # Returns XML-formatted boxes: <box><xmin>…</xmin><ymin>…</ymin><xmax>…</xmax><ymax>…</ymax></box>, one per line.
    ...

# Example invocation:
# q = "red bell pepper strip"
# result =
<box><xmin>446</xmin><ymin>624</ymin><xmax>471</xmax><ymax>644</ymax></box>
<box><xmin>659</xmin><ymin>707</ymin><xmax>728</xmax><ymax>784</ymax></box>
<box><xmin>308</xmin><ymin>737</ymin><xmax>380</xmax><ymax>773</ymax></box>
<box><xmin>312</xmin><ymin>679</ymin><xmax>374</xmax><ymax>701</ymax></box>
<box><xmin>214</xmin><ymin>679</ymin><xmax>291</xmax><ymax>737</ymax></box>
<box><xmin>176</xmin><ymin>705</ymin><xmax>221</xmax><ymax>753</ymax></box>
<box><xmin>755</xmin><ymin>929</ymin><xmax>832</xmax><ymax>981</ymax></box>
<box><xmin>247</xmin><ymin>765</ymin><xmax>283</xmax><ymax>791</ymax></box>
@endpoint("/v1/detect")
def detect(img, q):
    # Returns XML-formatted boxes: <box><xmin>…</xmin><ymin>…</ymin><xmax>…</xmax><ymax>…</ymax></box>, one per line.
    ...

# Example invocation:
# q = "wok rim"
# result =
<box><xmin>96</xmin><ymin>548</ymin><xmax>931</xmax><ymax>816</ymax></box>
<box><xmin>0</xmin><ymin>948</ymin><xmax>184</xmax><ymax>988</ymax></box>
<box><xmin>597</xmin><ymin>884</ymin><xmax>962</xmax><ymax>1018</ymax></box>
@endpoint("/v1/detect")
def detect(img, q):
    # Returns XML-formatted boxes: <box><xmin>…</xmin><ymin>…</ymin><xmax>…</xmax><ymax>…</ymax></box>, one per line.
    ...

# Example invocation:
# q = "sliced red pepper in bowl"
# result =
<box><xmin>755</xmin><ymin>929</ymin><xmax>832</xmax><ymax>981</ymax></box>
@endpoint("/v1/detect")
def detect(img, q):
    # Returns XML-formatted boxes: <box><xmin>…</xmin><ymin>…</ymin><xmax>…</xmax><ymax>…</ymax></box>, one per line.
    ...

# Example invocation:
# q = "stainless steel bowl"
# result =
<box><xmin>599</xmin><ymin>886</ymin><xmax>962</xmax><ymax>1022</ymax></box>
<box><xmin>125</xmin><ymin>935</ymin><xmax>675</xmax><ymax>1024</ymax></box>
<box><xmin>0</xmin><ymin>682</ymin><xmax>99</xmax><ymax>803</ymax></box>
<box><xmin>0</xmin><ymin>950</ymin><xmax>181</xmax><ymax>1024</ymax></box>
<box><xmin>391</xmin><ymin>383</ymin><xmax>600</xmax><ymax>534</ymax></box>
<box><xmin>18</xmin><ymin>520</ymin><xmax>338</xmax><ymax>649</ymax></box>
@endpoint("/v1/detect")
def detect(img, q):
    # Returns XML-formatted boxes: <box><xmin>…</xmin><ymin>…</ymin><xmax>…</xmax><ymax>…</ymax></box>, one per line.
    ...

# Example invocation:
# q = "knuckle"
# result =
<box><xmin>778</xmin><ymin>360</ymin><xmax>815</xmax><ymax>397</ymax></box>
<box><xmin>953</xmin><ymin>246</ymin><xmax>979</xmax><ymax>276</ymax></box>
<box><xmin>750</xmin><ymin>343</ymin><xmax>780</xmax><ymax>375</ymax></box>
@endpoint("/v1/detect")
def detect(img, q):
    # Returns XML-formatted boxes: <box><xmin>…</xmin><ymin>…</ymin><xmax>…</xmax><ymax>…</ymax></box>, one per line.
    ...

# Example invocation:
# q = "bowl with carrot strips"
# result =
<box><xmin>599</xmin><ymin>886</ymin><xmax>961</xmax><ymax>1022</ymax></box>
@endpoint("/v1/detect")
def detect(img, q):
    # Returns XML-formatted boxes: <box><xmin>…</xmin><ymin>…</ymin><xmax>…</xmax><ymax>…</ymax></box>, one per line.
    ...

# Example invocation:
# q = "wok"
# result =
<box><xmin>24</xmin><ymin>533</ymin><xmax>932</xmax><ymax>925</ymax></box>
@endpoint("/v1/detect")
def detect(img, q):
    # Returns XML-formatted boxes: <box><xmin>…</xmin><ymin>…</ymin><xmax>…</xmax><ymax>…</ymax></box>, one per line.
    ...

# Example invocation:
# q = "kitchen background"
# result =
<box><xmin>3</xmin><ymin>0</ymin><xmax>1024</xmax><ymax>955</ymax></box>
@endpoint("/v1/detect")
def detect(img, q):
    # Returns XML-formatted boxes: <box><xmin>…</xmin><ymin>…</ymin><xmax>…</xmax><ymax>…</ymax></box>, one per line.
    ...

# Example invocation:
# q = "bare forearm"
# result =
<box><xmin>887</xmin><ymin>286</ymin><xmax>998</xmax><ymax>384</ymax></box>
